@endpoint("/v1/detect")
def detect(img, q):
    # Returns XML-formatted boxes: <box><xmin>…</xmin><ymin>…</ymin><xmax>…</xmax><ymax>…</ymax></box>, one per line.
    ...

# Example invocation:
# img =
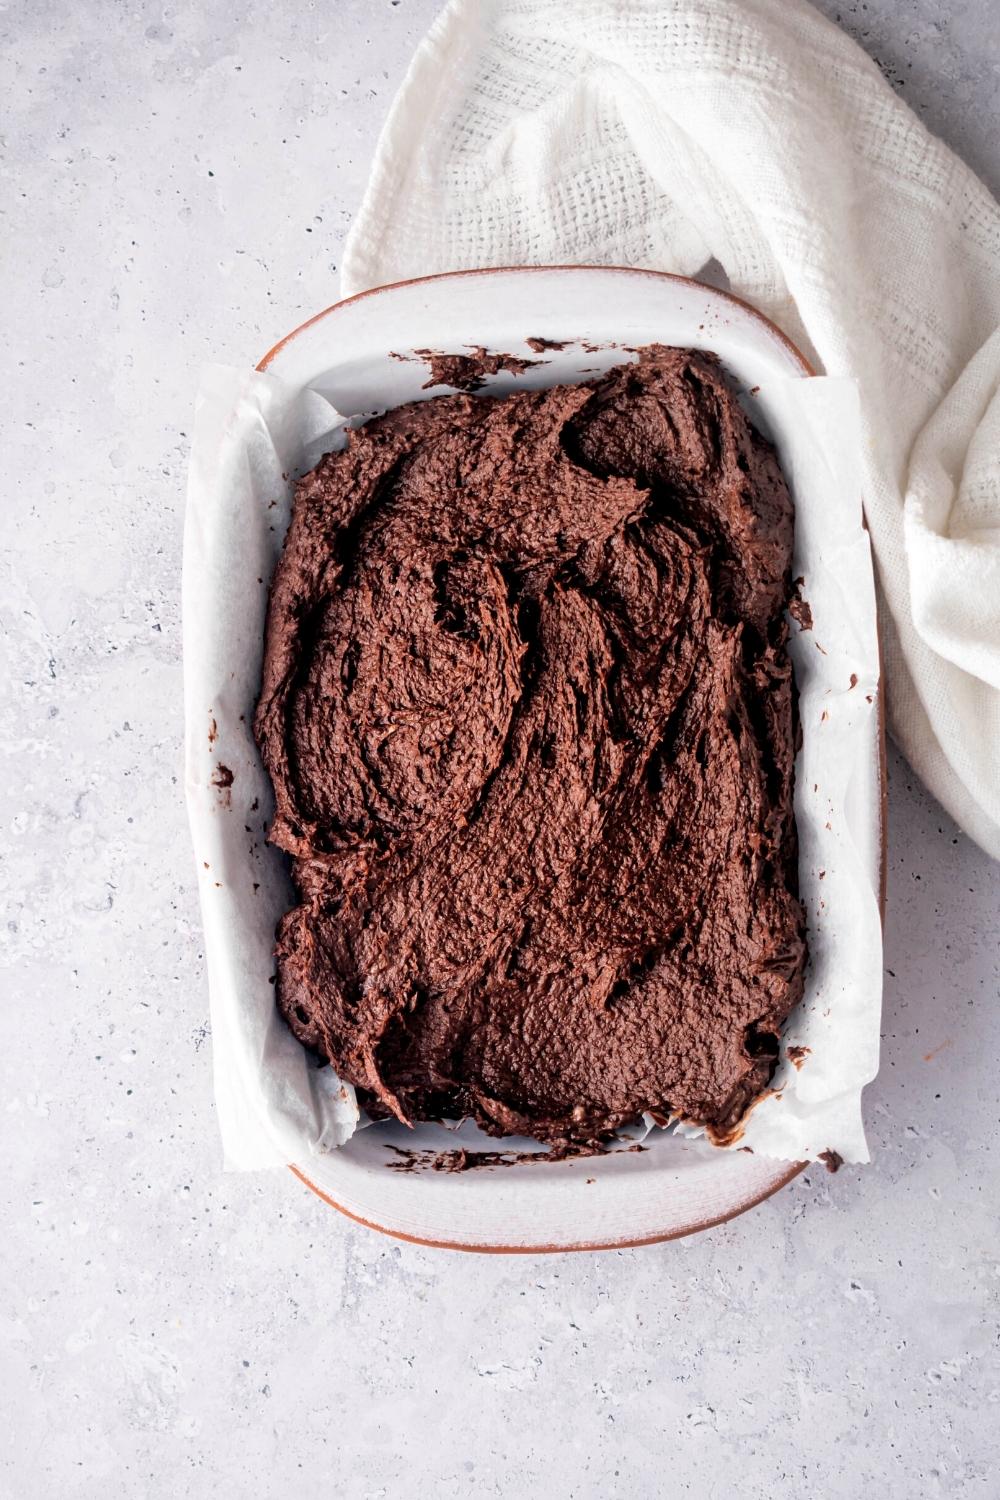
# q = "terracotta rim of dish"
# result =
<box><xmin>257</xmin><ymin>263</ymin><xmax>817</xmax><ymax>377</ymax></box>
<box><xmin>255</xmin><ymin>265</ymin><xmax>887</xmax><ymax>1252</ymax></box>
<box><xmin>288</xmin><ymin>1159</ymin><xmax>808</xmax><ymax>1254</ymax></box>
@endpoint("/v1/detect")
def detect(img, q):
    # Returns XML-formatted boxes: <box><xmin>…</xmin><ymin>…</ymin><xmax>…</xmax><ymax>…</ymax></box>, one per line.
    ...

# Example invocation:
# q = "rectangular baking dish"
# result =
<box><xmin>186</xmin><ymin>265</ymin><xmax>884</xmax><ymax>1250</ymax></box>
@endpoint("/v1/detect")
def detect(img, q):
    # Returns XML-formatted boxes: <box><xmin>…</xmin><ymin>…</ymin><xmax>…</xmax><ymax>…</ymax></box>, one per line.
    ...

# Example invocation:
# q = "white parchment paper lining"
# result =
<box><xmin>183</xmin><ymin>362</ymin><xmax>882</xmax><ymax>1170</ymax></box>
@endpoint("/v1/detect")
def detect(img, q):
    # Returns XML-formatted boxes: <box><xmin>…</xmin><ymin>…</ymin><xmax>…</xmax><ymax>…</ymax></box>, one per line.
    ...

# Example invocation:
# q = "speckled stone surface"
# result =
<box><xmin>3</xmin><ymin>2</ymin><xmax>998</xmax><ymax>1496</ymax></box>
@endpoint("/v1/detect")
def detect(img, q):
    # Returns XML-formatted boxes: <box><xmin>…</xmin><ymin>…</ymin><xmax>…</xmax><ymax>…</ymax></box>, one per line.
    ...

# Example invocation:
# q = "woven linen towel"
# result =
<box><xmin>343</xmin><ymin>0</ymin><xmax>1000</xmax><ymax>857</ymax></box>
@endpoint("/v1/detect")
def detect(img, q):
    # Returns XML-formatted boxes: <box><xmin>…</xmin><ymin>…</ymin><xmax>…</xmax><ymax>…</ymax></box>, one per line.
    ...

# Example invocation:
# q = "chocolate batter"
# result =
<box><xmin>255</xmin><ymin>347</ymin><xmax>806</xmax><ymax>1148</ymax></box>
<box><xmin>414</xmin><ymin>346</ymin><xmax>538</xmax><ymax>391</ymax></box>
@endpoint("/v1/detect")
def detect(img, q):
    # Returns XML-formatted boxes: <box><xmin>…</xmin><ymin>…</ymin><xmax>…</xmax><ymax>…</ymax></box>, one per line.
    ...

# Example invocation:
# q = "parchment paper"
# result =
<box><xmin>184</xmin><ymin>361</ymin><xmax>881</xmax><ymax>1169</ymax></box>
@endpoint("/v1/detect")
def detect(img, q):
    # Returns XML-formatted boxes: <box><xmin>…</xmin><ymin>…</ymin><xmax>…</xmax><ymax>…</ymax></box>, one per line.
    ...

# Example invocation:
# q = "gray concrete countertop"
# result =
<box><xmin>4</xmin><ymin>2</ymin><xmax>998</xmax><ymax>1495</ymax></box>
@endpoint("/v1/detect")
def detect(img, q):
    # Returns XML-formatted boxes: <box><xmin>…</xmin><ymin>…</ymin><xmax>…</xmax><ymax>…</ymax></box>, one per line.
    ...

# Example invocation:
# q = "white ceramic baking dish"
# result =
<box><xmin>253</xmin><ymin>266</ymin><xmax>884</xmax><ymax>1251</ymax></box>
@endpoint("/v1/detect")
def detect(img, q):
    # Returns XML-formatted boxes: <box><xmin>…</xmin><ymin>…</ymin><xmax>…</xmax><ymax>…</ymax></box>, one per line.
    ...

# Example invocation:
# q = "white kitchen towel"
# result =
<box><xmin>343</xmin><ymin>0</ymin><xmax>1000</xmax><ymax>858</ymax></box>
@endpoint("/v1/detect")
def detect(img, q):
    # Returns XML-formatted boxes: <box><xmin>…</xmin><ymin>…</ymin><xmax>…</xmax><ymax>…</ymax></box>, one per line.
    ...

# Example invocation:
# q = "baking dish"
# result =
<box><xmin>238</xmin><ymin>266</ymin><xmax>885</xmax><ymax>1250</ymax></box>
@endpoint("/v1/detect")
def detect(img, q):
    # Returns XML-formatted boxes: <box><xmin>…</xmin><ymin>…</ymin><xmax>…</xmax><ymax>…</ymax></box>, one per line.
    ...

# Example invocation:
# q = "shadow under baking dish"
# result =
<box><xmin>257</xmin><ymin>265</ymin><xmax>886</xmax><ymax>1253</ymax></box>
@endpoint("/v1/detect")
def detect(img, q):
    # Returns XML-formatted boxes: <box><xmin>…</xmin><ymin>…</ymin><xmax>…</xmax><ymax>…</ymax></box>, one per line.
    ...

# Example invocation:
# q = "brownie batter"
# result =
<box><xmin>255</xmin><ymin>346</ymin><xmax>806</xmax><ymax>1148</ymax></box>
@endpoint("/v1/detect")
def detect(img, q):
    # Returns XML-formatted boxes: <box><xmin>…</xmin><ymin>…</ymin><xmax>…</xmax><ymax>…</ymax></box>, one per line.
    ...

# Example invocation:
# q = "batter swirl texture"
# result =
<box><xmin>255</xmin><ymin>347</ymin><xmax>806</xmax><ymax>1147</ymax></box>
